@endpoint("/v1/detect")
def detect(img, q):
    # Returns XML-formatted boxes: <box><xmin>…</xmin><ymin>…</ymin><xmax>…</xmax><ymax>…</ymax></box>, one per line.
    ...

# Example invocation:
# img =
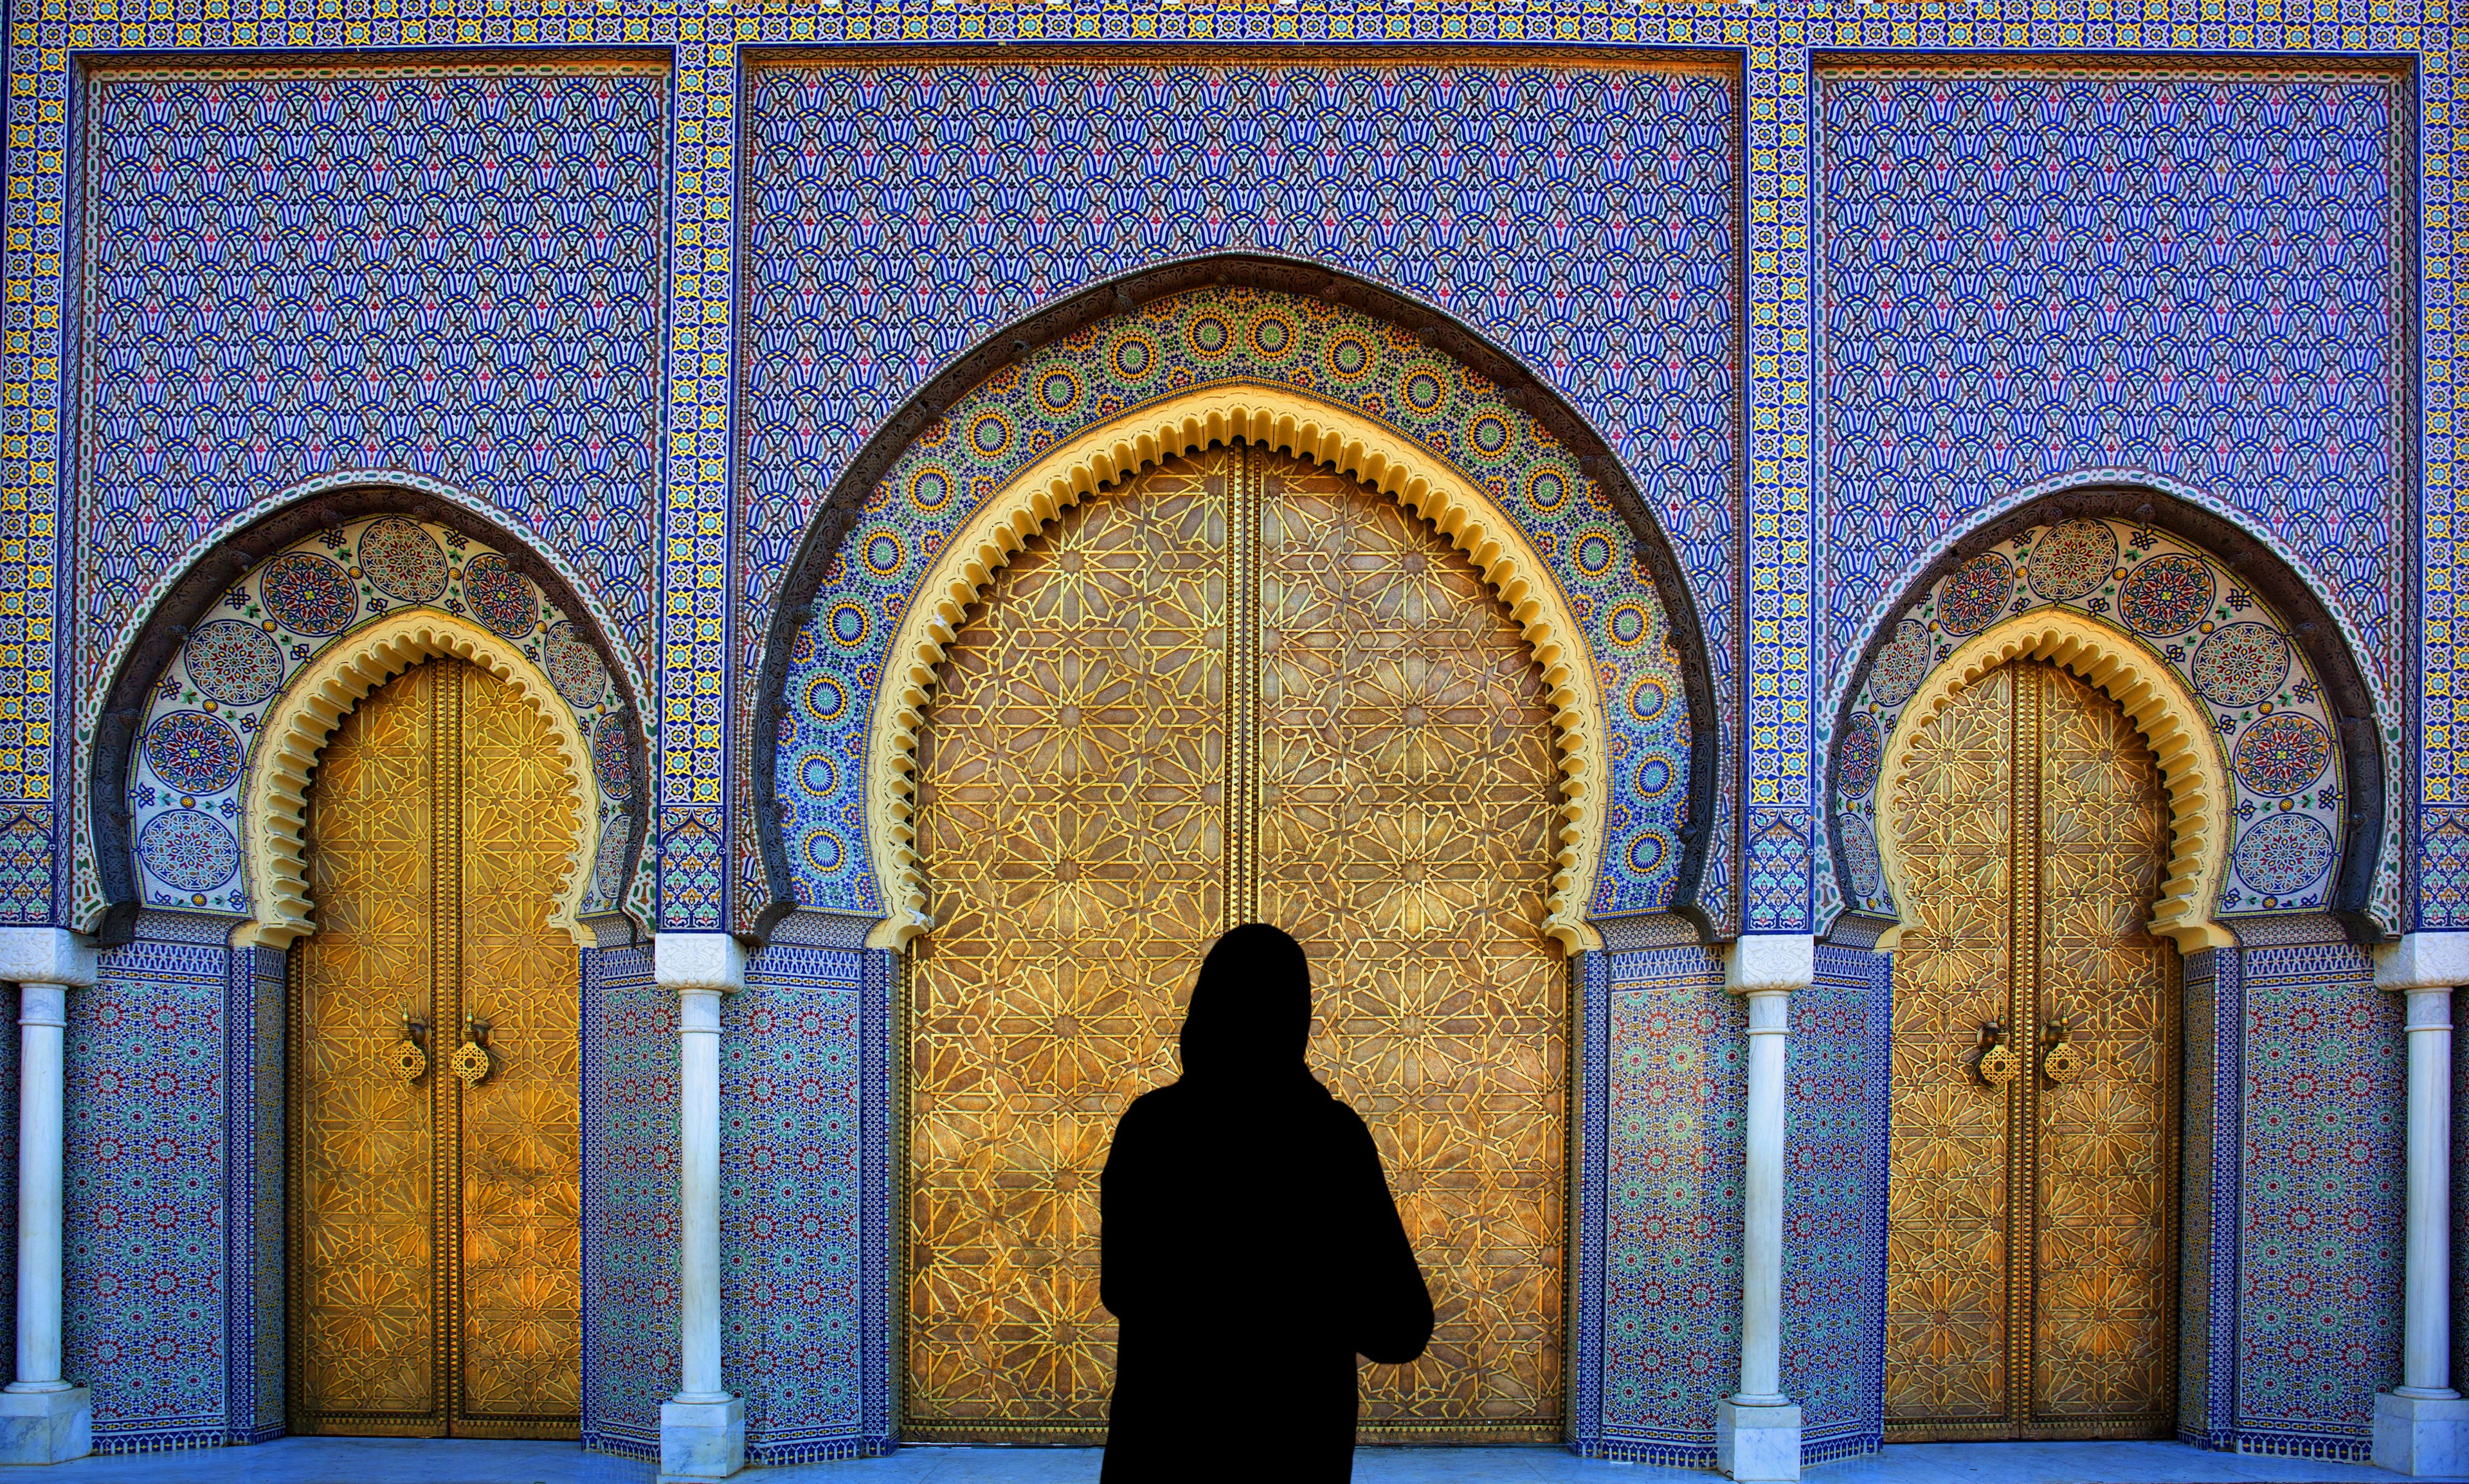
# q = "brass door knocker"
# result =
<box><xmin>2041</xmin><ymin>1021</ymin><xmax>2081</xmax><ymax>1085</ymax></box>
<box><xmin>1972</xmin><ymin>1020</ymin><xmax>2018</xmax><ymax>1086</ymax></box>
<box><xmin>451</xmin><ymin>1015</ymin><xmax>494</xmax><ymax>1087</ymax></box>
<box><xmin>388</xmin><ymin>1008</ymin><xmax>430</xmax><ymax>1085</ymax></box>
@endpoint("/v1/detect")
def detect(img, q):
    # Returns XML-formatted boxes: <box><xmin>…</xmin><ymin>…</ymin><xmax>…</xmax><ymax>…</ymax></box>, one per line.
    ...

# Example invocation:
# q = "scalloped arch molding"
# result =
<box><xmin>1872</xmin><ymin>611</ymin><xmax>2234</xmax><ymax>952</ymax></box>
<box><xmin>233</xmin><ymin>611</ymin><xmax>601</xmax><ymax>950</ymax></box>
<box><xmin>864</xmin><ymin>385</ymin><xmax>1609</xmax><ymax>952</ymax></box>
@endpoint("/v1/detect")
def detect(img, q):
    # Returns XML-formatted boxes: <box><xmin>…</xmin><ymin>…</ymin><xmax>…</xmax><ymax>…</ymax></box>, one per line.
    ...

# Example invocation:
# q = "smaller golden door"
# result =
<box><xmin>287</xmin><ymin>658</ymin><xmax>583</xmax><ymax>1438</ymax></box>
<box><xmin>1883</xmin><ymin>659</ymin><xmax>2180</xmax><ymax>1440</ymax></box>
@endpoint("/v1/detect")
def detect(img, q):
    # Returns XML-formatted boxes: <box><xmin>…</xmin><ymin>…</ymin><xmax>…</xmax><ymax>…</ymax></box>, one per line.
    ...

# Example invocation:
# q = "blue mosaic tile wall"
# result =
<box><xmin>2179</xmin><ymin>946</ymin><xmax>2238</xmax><ymax>1447</ymax></box>
<box><xmin>66</xmin><ymin>931</ymin><xmax>233</xmax><ymax>1449</ymax></box>
<box><xmin>1588</xmin><ymin>943</ymin><xmax>1740</xmax><ymax>1465</ymax></box>
<box><xmin>0</xmin><ymin>982</ymin><xmax>17</xmax><ymax>1388</ymax></box>
<box><xmin>1813</xmin><ymin>67</ymin><xmax>2406</xmax><ymax>718</ymax></box>
<box><xmin>1787</xmin><ymin>943</ymin><xmax>1889</xmax><ymax>1463</ymax></box>
<box><xmin>740</xmin><ymin>60</ymin><xmax>1741</xmax><ymax>930</ymax></box>
<box><xmin>579</xmin><ymin>943</ymin><xmax>677</xmax><ymax>1460</ymax></box>
<box><xmin>2232</xmin><ymin>940</ymin><xmax>2402</xmax><ymax>1454</ymax></box>
<box><xmin>723</xmin><ymin>941</ymin><xmax>888</xmax><ymax>1462</ymax></box>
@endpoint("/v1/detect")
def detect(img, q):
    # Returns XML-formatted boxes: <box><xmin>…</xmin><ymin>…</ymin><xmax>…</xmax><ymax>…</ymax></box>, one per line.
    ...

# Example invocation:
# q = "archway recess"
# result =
<box><xmin>1872</xmin><ymin>610</ymin><xmax>2234</xmax><ymax>953</ymax></box>
<box><xmin>863</xmin><ymin>385</ymin><xmax>1607</xmax><ymax>952</ymax></box>
<box><xmin>233</xmin><ymin>610</ymin><xmax>601</xmax><ymax>950</ymax></box>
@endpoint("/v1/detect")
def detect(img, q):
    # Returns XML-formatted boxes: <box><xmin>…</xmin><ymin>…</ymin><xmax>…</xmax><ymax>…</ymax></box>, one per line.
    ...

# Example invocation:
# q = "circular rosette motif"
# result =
<box><xmin>2233</xmin><ymin>813</ymin><xmax>2336</xmax><ymax>898</ymax></box>
<box><xmin>357</xmin><ymin>518</ymin><xmax>449</xmax><ymax>602</ymax></box>
<box><xmin>1836</xmin><ymin>713</ymin><xmax>1883</xmax><ymax>797</ymax></box>
<box><xmin>543</xmin><ymin>621</ymin><xmax>609</xmax><ymax>709</ymax></box>
<box><xmin>462</xmin><ymin>552</ymin><xmax>539</xmax><ymax>638</ymax></box>
<box><xmin>139</xmin><ymin>810</ymin><xmax>241</xmax><ymax>892</ymax></box>
<box><xmin>2191</xmin><ymin>623</ymin><xmax>2291</xmax><ymax>709</ymax></box>
<box><xmin>2232</xmin><ymin>714</ymin><xmax>2332</xmax><ymax>797</ymax></box>
<box><xmin>1868</xmin><ymin>619</ymin><xmax>1933</xmax><ymax>707</ymax></box>
<box><xmin>2117</xmin><ymin>552</ymin><xmax>2216</xmax><ymax>637</ymax></box>
<box><xmin>183</xmin><ymin>620</ymin><xmax>286</xmax><ymax>706</ymax></box>
<box><xmin>592</xmin><ymin>714</ymin><xmax>632</xmax><ymax>796</ymax></box>
<box><xmin>1935</xmin><ymin>554</ymin><xmax>2014</xmax><ymax>636</ymax></box>
<box><xmin>143</xmin><ymin>710</ymin><xmax>244</xmax><ymax>796</ymax></box>
<box><xmin>2025</xmin><ymin>520</ymin><xmax>2119</xmax><ymax>602</ymax></box>
<box><xmin>257</xmin><ymin>552</ymin><xmax>356</xmax><ymax>637</ymax></box>
<box><xmin>590</xmin><ymin>818</ymin><xmax>630</xmax><ymax>906</ymax></box>
<box><xmin>1841</xmin><ymin>814</ymin><xmax>1883</xmax><ymax>901</ymax></box>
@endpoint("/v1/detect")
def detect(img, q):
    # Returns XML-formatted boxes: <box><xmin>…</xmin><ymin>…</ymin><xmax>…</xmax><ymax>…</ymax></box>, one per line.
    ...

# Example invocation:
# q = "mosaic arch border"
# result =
<box><xmin>1822</xmin><ymin>484</ymin><xmax>2395</xmax><ymax>943</ymax></box>
<box><xmin>745</xmin><ymin>253</ymin><xmax>1727</xmax><ymax>939</ymax></box>
<box><xmin>864</xmin><ymin>383</ymin><xmax>1609</xmax><ymax>952</ymax></box>
<box><xmin>78</xmin><ymin>472</ymin><xmax>653</xmax><ymax>943</ymax></box>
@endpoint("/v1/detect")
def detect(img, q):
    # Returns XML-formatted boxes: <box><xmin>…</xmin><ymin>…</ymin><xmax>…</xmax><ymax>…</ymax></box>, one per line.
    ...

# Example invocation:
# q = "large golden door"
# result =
<box><xmin>907</xmin><ymin>445</ymin><xmax>1564</xmax><ymax>1441</ymax></box>
<box><xmin>1883</xmin><ymin>660</ymin><xmax>2179</xmax><ymax>1440</ymax></box>
<box><xmin>288</xmin><ymin>658</ymin><xmax>583</xmax><ymax>1438</ymax></box>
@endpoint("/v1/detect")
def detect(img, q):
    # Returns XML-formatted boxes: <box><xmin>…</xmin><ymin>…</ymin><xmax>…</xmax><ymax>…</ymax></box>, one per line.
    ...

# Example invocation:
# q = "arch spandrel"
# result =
<box><xmin>759</xmin><ymin>280</ymin><xmax>1716</xmax><ymax>939</ymax></box>
<box><xmin>113</xmin><ymin>512</ymin><xmax>646</xmax><ymax>944</ymax></box>
<box><xmin>1829</xmin><ymin>510</ymin><xmax>2379</xmax><ymax>941</ymax></box>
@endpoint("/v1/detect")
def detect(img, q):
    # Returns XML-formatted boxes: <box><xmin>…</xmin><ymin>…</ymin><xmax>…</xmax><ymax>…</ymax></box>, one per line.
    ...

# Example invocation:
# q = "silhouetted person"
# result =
<box><xmin>1098</xmin><ymin>923</ymin><xmax>1433</xmax><ymax>1483</ymax></box>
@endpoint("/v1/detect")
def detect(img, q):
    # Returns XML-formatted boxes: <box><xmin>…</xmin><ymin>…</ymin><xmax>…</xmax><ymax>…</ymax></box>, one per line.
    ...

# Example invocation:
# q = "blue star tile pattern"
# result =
<box><xmin>738</xmin><ymin>59</ymin><xmax>1742</xmax><ymax>930</ymax></box>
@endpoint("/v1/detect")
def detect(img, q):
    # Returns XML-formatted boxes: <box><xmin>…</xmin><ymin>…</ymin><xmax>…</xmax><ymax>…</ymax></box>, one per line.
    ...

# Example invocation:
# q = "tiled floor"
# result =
<box><xmin>30</xmin><ymin>1439</ymin><xmax>2455</xmax><ymax>1484</ymax></box>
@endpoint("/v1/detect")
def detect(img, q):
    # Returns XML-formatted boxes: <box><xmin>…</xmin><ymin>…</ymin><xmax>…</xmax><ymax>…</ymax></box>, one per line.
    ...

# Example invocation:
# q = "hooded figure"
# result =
<box><xmin>1098</xmin><ymin>924</ymin><xmax>1433</xmax><ymax>1483</ymax></box>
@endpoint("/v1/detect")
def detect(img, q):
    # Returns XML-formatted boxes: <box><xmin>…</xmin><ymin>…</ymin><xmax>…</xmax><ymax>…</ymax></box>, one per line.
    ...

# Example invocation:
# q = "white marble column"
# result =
<box><xmin>2373</xmin><ymin>934</ymin><xmax>2469</xmax><ymax>1476</ymax></box>
<box><xmin>0</xmin><ymin>929</ymin><xmax>96</xmax><ymax>1466</ymax></box>
<box><xmin>1717</xmin><ymin>934</ymin><xmax>1807</xmax><ymax>1483</ymax></box>
<box><xmin>656</xmin><ymin>932</ymin><xmax>747</xmax><ymax>1482</ymax></box>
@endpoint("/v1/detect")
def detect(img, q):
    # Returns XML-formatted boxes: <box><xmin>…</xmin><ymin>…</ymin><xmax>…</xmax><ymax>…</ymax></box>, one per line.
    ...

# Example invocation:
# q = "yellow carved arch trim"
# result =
<box><xmin>1870</xmin><ymin>610</ymin><xmax>2235</xmax><ymax>953</ymax></box>
<box><xmin>864</xmin><ymin>383</ymin><xmax>1610</xmax><ymax>954</ymax></box>
<box><xmin>231</xmin><ymin>610</ymin><xmax>602</xmax><ymax>951</ymax></box>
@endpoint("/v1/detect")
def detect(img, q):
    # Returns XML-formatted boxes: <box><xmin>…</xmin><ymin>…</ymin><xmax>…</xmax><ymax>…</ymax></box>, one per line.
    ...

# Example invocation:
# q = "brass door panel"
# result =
<box><xmin>1883</xmin><ymin>660</ymin><xmax>2178</xmax><ymax>1441</ymax></box>
<box><xmin>290</xmin><ymin>658</ymin><xmax>582</xmax><ymax>1439</ymax></box>
<box><xmin>907</xmin><ymin>446</ymin><xmax>1564</xmax><ymax>1440</ymax></box>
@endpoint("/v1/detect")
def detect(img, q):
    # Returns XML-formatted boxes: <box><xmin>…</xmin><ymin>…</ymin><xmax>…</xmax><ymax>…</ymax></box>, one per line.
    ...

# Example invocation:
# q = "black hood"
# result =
<box><xmin>1177</xmin><ymin>923</ymin><xmax>1313</xmax><ymax>1084</ymax></box>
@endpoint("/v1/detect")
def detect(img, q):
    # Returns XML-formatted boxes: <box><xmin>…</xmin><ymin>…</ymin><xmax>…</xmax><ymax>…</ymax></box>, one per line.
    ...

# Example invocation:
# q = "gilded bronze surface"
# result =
<box><xmin>289</xmin><ymin>658</ymin><xmax>582</xmax><ymax>1439</ymax></box>
<box><xmin>907</xmin><ymin>446</ymin><xmax>1563</xmax><ymax>1441</ymax></box>
<box><xmin>1883</xmin><ymin>660</ymin><xmax>2178</xmax><ymax>1441</ymax></box>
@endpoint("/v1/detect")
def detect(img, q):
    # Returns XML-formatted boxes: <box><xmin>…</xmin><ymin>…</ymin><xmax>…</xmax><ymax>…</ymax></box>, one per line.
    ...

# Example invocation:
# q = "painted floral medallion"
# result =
<box><xmin>143</xmin><ymin>710</ymin><xmax>244</xmax><ymax>796</ymax></box>
<box><xmin>1838</xmin><ymin>711</ymin><xmax>1883</xmax><ymax>797</ymax></box>
<box><xmin>357</xmin><ymin>517</ymin><xmax>449</xmax><ymax>602</ymax></box>
<box><xmin>1869</xmin><ymin>618</ymin><xmax>1934</xmax><ymax>706</ymax></box>
<box><xmin>543</xmin><ymin>621</ymin><xmax>608</xmax><ymax>709</ymax></box>
<box><xmin>258</xmin><ymin>552</ymin><xmax>358</xmax><ymax>637</ymax></box>
<box><xmin>1935</xmin><ymin>553</ymin><xmax>2014</xmax><ymax>635</ymax></box>
<box><xmin>2116</xmin><ymin>552</ymin><xmax>2216</xmax><ymax>637</ymax></box>
<box><xmin>2191</xmin><ymin>623</ymin><xmax>2291</xmax><ymax>708</ymax></box>
<box><xmin>2234</xmin><ymin>811</ymin><xmax>2337</xmax><ymax>897</ymax></box>
<box><xmin>462</xmin><ymin>552</ymin><xmax>541</xmax><ymax>638</ymax></box>
<box><xmin>183</xmin><ymin>619</ymin><xmax>286</xmax><ymax>705</ymax></box>
<box><xmin>2232</xmin><ymin>713</ymin><xmax>2332</xmax><ymax>797</ymax></box>
<box><xmin>138</xmin><ymin>808</ymin><xmax>241</xmax><ymax>891</ymax></box>
<box><xmin>2025</xmin><ymin>518</ymin><xmax>2118</xmax><ymax>602</ymax></box>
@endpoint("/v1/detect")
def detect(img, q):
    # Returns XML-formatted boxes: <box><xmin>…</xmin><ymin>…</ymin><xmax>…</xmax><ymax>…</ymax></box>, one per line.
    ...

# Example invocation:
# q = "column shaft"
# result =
<box><xmin>1735</xmin><ymin>986</ymin><xmax>1789</xmax><ymax>1407</ymax></box>
<box><xmin>9</xmin><ymin>983</ymin><xmax>66</xmax><ymax>1395</ymax></box>
<box><xmin>677</xmin><ymin>985</ymin><xmax>726</xmax><ymax>1404</ymax></box>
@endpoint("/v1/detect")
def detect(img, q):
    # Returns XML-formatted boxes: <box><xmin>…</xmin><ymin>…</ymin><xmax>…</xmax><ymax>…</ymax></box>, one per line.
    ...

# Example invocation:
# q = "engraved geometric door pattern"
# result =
<box><xmin>907</xmin><ymin>445</ymin><xmax>1565</xmax><ymax>1442</ymax></box>
<box><xmin>289</xmin><ymin>657</ymin><xmax>583</xmax><ymax>1439</ymax></box>
<box><xmin>1883</xmin><ymin>659</ymin><xmax>2180</xmax><ymax>1441</ymax></box>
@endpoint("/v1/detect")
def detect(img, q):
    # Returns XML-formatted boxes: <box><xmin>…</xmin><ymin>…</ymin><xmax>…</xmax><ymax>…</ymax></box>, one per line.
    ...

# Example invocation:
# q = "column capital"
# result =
<box><xmin>2374</xmin><ymin>932</ymin><xmax>2469</xmax><ymax>995</ymax></box>
<box><xmin>1724</xmin><ymin>933</ymin><xmax>1813</xmax><ymax>999</ymax></box>
<box><xmin>0</xmin><ymin>930</ymin><xmax>95</xmax><ymax>991</ymax></box>
<box><xmin>655</xmin><ymin>932</ymin><xmax>748</xmax><ymax>997</ymax></box>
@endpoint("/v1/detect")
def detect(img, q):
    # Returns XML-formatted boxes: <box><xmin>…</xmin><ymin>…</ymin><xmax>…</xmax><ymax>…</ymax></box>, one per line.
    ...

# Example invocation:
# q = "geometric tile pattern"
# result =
<box><xmin>577</xmin><ymin>943</ymin><xmax>673</xmax><ymax>1463</ymax></box>
<box><xmin>1787</xmin><ymin>945</ymin><xmax>1892</xmax><ymax>1463</ymax></box>
<box><xmin>1593</xmin><ymin>944</ymin><xmax>1740</xmax><ymax>1465</ymax></box>
<box><xmin>1814</xmin><ymin>68</ymin><xmax>2407</xmax><ymax>811</ymax></box>
<box><xmin>1825</xmin><ymin>517</ymin><xmax>2362</xmax><ymax>928</ymax></box>
<box><xmin>122</xmin><ymin>516</ymin><xmax>638</xmax><ymax>925</ymax></box>
<box><xmin>774</xmin><ymin>287</ymin><xmax>1697</xmax><ymax>921</ymax></box>
<box><xmin>741</xmin><ymin>60</ymin><xmax>1741</xmax><ymax>928</ymax></box>
<box><xmin>2231</xmin><ymin>941</ymin><xmax>2403</xmax><ymax>1452</ymax></box>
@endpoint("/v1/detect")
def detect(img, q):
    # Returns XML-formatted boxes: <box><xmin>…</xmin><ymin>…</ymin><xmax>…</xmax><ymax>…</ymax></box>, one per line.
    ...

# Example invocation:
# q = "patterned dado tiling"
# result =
<box><xmin>123</xmin><ymin>516</ymin><xmax>642</xmax><ymax>924</ymax></box>
<box><xmin>773</xmin><ymin>285</ymin><xmax>1700</xmax><ymax>921</ymax></box>
<box><xmin>1825</xmin><ymin>517</ymin><xmax>2371</xmax><ymax>931</ymax></box>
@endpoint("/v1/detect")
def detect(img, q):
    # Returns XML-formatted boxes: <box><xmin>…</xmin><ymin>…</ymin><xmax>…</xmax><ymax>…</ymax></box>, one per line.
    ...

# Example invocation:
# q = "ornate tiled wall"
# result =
<box><xmin>579</xmin><ymin>941</ymin><xmax>675</xmax><ymax>1460</ymax></box>
<box><xmin>2232</xmin><ymin>937</ymin><xmax>2403</xmax><ymax>1456</ymax></box>
<box><xmin>64</xmin><ymin>915</ymin><xmax>279</xmax><ymax>1451</ymax></box>
<box><xmin>722</xmin><ymin>928</ymin><xmax>891</xmax><ymax>1463</ymax></box>
<box><xmin>122</xmin><ymin>514</ymin><xmax>644</xmax><ymax>925</ymax></box>
<box><xmin>1825</xmin><ymin>517</ymin><xmax>2372</xmax><ymax>929</ymax></box>
<box><xmin>1586</xmin><ymin>942</ymin><xmax>1739</xmax><ymax>1465</ymax></box>
<box><xmin>0</xmin><ymin>982</ymin><xmax>17</xmax><ymax>1388</ymax></box>
<box><xmin>770</xmin><ymin>284</ymin><xmax>1701</xmax><ymax>921</ymax></box>
<box><xmin>1787</xmin><ymin>943</ymin><xmax>1889</xmax><ymax>1463</ymax></box>
<box><xmin>2180</xmin><ymin>945</ymin><xmax>2239</xmax><ymax>1447</ymax></box>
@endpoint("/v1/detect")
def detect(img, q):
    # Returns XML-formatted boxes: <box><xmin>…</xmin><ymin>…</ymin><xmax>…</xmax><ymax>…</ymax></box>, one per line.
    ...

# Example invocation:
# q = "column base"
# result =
<box><xmin>2374</xmin><ymin>1389</ymin><xmax>2469</xmax><ymax>1477</ymax></box>
<box><xmin>658</xmin><ymin>1395</ymin><xmax>745</xmax><ymax>1483</ymax></box>
<box><xmin>0</xmin><ymin>1386</ymin><xmax>89</xmax><ymax>1465</ymax></box>
<box><xmin>1715</xmin><ymin>1398</ymin><xmax>1801</xmax><ymax>1483</ymax></box>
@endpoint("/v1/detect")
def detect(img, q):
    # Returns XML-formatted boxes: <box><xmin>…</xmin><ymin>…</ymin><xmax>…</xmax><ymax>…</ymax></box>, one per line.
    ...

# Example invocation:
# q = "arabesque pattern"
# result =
<box><xmin>908</xmin><ymin>447</ymin><xmax>1564</xmax><ymax>1438</ymax></box>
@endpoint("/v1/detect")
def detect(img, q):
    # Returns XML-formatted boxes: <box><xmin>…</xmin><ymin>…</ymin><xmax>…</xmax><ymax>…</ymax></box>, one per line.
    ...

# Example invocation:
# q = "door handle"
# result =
<box><xmin>2041</xmin><ymin>1021</ymin><xmax>2080</xmax><ymax>1085</ymax></box>
<box><xmin>388</xmin><ymin>1011</ymin><xmax>430</xmax><ymax>1085</ymax></box>
<box><xmin>451</xmin><ymin>1015</ymin><xmax>494</xmax><ymax>1088</ymax></box>
<box><xmin>1972</xmin><ymin>1020</ymin><xmax>2018</xmax><ymax>1087</ymax></box>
